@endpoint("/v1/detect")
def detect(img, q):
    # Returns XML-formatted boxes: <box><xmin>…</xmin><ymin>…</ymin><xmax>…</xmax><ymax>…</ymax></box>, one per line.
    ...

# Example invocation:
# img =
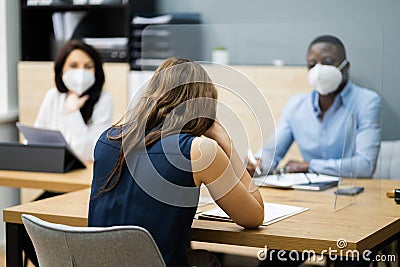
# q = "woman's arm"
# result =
<box><xmin>191</xmin><ymin>122</ymin><xmax>264</xmax><ymax>228</ymax></box>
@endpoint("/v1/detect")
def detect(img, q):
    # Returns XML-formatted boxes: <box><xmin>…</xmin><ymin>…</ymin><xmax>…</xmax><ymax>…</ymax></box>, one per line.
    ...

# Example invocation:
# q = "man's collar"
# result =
<box><xmin>312</xmin><ymin>81</ymin><xmax>352</xmax><ymax>117</ymax></box>
<box><xmin>312</xmin><ymin>91</ymin><xmax>322</xmax><ymax>117</ymax></box>
<box><xmin>337</xmin><ymin>81</ymin><xmax>352</xmax><ymax>106</ymax></box>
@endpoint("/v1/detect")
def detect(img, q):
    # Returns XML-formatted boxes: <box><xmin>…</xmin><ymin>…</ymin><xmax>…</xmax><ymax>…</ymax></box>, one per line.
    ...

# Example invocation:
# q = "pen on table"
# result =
<box><xmin>303</xmin><ymin>172</ymin><xmax>312</xmax><ymax>184</ymax></box>
<box><xmin>275</xmin><ymin>167</ymin><xmax>286</xmax><ymax>180</ymax></box>
<box><xmin>247</xmin><ymin>149</ymin><xmax>261</xmax><ymax>176</ymax></box>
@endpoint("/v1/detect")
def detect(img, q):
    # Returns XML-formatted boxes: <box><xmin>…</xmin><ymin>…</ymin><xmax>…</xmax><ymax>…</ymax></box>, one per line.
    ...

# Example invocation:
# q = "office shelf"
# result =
<box><xmin>131</xmin><ymin>13</ymin><xmax>202</xmax><ymax>70</ymax></box>
<box><xmin>19</xmin><ymin>0</ymin><xmax>154</xmax><ymax>62</ymax></box>
<box><xmin>21</xmin><ymin>4</ymin><xmax>128</xmax><ymax>11</ymax></box>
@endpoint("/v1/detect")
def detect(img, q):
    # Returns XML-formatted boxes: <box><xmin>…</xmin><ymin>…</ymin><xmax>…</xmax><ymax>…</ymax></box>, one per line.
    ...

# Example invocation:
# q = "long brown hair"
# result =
<box><xmin>101</xmin><ymin>57</ymin><xmax>218</xmax><ymax>192</ymax></box>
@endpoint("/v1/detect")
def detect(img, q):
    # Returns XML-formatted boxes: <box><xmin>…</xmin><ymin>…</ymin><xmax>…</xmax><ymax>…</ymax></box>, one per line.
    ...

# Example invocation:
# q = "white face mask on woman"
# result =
<box><xmin>308</xmin><ymin>59</ymin><xmax>348</xmax><ymax>95</ymax></box>
<box><xmin>62</xmin><ymin>69</ymin><xmax>95</xmax><ymax>95</ymax></box>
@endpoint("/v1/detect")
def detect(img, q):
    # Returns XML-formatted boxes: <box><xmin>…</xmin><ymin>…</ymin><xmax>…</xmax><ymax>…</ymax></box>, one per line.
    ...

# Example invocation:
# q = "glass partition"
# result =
<box><xmin>334</xmin><ymin>114</ymin><xmax>357</xmax><ymax>210</ymax></box>
<box><xmin>136</xmin><ymin>22</ymin><xmax>384</xmax><ymax>210</ymax></box>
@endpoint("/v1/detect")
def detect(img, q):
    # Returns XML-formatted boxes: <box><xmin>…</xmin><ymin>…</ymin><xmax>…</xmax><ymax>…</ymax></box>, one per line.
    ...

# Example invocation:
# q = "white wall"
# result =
<box><xmin>0</xmin><ymin>0</ymin><xmax>19</xmax><ymax>120</ymax></box>
<box><xmin>0</xmin><ymin>0</ymin><xmax>8</xmax><ymax>116</ymax></box>
<box><xmin>0</xmin><ymin>0</ymin><xmax>21</xmax><ymax>247</ymax></box>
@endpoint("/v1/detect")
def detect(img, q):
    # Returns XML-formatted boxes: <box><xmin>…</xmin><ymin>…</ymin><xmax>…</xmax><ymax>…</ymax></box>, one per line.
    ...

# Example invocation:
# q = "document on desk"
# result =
<box><xmin>198</xmin><ymin>202</ymin><xmax>308</xmax><ymax>226</ymax></box>
<box><xmin>253</xmin><ymin>173</ymin><xmax>339</xmax><ymax>190</ymax></box>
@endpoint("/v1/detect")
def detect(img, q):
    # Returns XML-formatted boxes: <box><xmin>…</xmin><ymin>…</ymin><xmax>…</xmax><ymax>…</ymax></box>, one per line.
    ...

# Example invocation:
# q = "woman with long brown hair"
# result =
<box><xmin>88</xmin><ymin>57</ymin><xmax>264</xmax><ymax>267</ymax></box>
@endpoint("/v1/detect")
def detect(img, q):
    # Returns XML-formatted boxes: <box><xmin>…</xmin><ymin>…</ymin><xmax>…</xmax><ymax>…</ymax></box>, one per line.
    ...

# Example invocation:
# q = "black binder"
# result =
<box><xmin>291</xmin><ymin>181</ymin><xmax>338</xmax><ymax>191</ymax></box>
<box><xmin>0</xmin><ymin>142</ymin><xmax>85</xmax><ymax>173</ymax></box>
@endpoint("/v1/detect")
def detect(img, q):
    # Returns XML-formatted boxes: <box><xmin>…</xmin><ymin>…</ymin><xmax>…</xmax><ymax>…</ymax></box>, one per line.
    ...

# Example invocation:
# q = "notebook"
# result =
<box><xmin>198</xmin><ymin>202</ymin><xmax>308</xmax><ymax>226</ymax></box>
<box><xmin>253</xmin><ymin>173</ymin><xmax>339</xmax><ymax>191</ymax></box>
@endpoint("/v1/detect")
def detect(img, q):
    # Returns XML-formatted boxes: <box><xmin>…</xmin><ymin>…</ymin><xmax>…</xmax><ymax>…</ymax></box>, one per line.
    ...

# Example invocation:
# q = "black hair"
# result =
<box><xmin>308</xmin><ymin>35</ymin><xmax>346</xmax><ymax>59</ymax></box>
<box><xmin>54</xmin><ymin>39</ymin><xmax>105</xmax><ymax>124</ymax></box>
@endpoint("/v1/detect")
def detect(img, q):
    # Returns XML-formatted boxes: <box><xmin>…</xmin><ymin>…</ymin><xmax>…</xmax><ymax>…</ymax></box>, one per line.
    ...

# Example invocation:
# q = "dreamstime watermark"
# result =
<box><xmin>257</xmin><ymin>238</ymin><xmax>397</xmax><ymax>263</ymax></box>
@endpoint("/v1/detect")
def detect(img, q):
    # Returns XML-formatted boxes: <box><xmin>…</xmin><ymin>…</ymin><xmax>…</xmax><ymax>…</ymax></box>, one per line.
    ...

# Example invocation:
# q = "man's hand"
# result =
<box><xmin>285</xmin><ymin>160</ymin><xmax>310</xmax><ymax>173</ymax></box>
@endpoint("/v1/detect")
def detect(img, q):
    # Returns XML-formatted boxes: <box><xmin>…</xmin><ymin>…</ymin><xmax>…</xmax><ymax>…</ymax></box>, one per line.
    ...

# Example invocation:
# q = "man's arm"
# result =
<box><xmin>258</xmin><ymin>99</ymin><xmax>296</xmax><ymax>174</ymax></box>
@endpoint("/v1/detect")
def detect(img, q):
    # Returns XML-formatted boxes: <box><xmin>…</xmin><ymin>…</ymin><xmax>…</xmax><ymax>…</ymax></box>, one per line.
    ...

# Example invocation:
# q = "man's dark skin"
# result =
<box><xmin>247</xmin><ymin>41</ymin><xmax>350</xmax><ymax>175</ymax></box>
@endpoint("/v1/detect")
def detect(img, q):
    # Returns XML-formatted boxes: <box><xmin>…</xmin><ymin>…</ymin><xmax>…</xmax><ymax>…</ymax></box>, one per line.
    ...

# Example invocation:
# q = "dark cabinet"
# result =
<box><xmin>19</xmin><ymin>0</ymin><xmax>154</xmax><ymax>62</ymax></box>
<box><xmin>131</xmin><ymin>13</ymin><xmax>202</xmax><ymax>70</ymax></box>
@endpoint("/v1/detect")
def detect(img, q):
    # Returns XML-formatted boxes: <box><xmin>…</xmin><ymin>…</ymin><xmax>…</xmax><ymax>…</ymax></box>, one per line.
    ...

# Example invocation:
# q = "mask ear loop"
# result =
<box><xmin>337</xmin><ymin>59</ymin><xmax>348</xmax><ymax>70</ymax></box>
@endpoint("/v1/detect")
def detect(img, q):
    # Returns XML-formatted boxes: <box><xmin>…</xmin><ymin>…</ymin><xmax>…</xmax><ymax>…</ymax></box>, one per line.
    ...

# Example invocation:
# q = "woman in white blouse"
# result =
<box><xmin>35</xmin><ymin>39</ymin><xmax>113</xmax><ymax>162</ymax></box>
<box><xmin>23</xmin><ymin>40</ymin><xmax>113</xmax><ymax>267</ymax></box>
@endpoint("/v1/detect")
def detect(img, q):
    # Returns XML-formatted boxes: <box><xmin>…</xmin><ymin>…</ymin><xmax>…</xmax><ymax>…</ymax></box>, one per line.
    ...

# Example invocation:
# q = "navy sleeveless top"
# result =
<box><xmin>88</xmin><ymin>128</ymin><xmax>199</xmax><ymax>267</ymax></box>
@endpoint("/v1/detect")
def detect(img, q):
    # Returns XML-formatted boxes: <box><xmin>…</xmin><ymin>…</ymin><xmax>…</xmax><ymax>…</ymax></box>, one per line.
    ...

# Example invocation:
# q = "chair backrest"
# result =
<box><xmin>22</xmin><ymin>214</ymin><xmax>166</xmax><ymax>267</ymax></box>
<box><xmin>373</xmin><ymin>140</ymin><xmax>400</xmax><ymax>180</ymax></box>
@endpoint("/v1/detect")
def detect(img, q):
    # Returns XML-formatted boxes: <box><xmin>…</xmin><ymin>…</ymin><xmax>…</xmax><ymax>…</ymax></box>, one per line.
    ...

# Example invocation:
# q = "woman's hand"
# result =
<box><xmin>65</xmin><ymin>93</ymin><xmax>89</xmax><ymax>113</ymax></box>
<box><xmin>203</xmin><ymin>121</ymin><xmax>232</xmax><ymax>157</ymax></box>
<box><xmin>204</xmin><ymin>121</ymin><xmax>228</xmax><ymax>140</ymax></box>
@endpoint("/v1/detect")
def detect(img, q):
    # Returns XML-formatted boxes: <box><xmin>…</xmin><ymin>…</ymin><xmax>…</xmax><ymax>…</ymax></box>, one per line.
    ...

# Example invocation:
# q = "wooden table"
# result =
<box><xmin>3</xmin><ymin>179</ymin><xmax>400</xmax><ymax>267</ymax></box>
<box><xmin>0</xmin><ymin>165</ymin><xmax>92</xmax><ymax>266</ymax></box>
<box><xmin>0</xmin><ymin>164</ymin><xmax>92</xmax><ymax>192</ymax></box>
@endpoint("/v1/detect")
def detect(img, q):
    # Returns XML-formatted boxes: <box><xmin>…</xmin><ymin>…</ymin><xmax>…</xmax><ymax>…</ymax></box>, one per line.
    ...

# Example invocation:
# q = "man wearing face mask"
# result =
<box><xmin>248</xmin><ymin>35</ymin><xmax>381</xmax><ymax>178</ymax></box>
<box><xmin>34</xmin><ymin>40</ymin><xmax>113</xmax><ymax>162</ymax></box>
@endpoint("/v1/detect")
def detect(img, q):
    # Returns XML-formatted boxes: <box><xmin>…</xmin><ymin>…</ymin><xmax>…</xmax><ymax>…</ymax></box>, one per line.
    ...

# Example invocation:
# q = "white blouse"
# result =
<box><xmin>34</xmin><ymin>87</ymin><xmax>113</xmax><ymax>161</ymax></box>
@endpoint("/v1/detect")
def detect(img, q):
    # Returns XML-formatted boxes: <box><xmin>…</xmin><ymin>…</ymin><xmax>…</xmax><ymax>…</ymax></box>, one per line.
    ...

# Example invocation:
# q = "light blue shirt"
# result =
<box><xmin>260</xmin><ymin>81</ymin><xmax>381</xmax><ymax>177</ymax></box>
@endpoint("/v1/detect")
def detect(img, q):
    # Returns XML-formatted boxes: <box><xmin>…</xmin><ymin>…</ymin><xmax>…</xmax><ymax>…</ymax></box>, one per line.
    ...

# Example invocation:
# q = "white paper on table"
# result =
<box><xmin>199</xmin><ymin>202</ymin><xmax>309</xmax><ymax>226</ymax></box>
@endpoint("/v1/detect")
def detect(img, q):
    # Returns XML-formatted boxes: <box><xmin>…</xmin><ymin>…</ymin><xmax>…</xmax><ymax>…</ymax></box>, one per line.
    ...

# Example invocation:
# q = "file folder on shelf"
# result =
<box><xmin>0</xmin><ymin>142</ymin><xmax>85</xmax><ymax>173</ymax></box>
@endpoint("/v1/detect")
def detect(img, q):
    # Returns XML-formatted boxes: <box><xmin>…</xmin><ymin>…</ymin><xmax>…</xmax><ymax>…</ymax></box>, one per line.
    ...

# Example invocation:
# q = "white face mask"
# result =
<box><xmin>62</xmin><ymin>69</ymin><xmax>95</xmax><ymax>95</ymax></box>
<box><xmin>308</xmin><ymin>60</ymin><xmax>348</xmax><ymax>95</ymax></box>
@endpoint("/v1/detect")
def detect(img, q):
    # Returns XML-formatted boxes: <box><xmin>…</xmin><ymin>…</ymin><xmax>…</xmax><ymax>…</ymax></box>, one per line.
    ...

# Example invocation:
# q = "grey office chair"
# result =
<box><xmin>371</xmin><ymin>140</ymin><xmax>400</xmax><ymax>267</ymax></box>
<box><xmin>22</xmin><ymin>214</ymin><xmax>166</xmax><ymax>267</ymax></box>
<box><xmin>373</xmin><ymin>140</ymin><xmax>400</xmax><ymax>180</ymax></box>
